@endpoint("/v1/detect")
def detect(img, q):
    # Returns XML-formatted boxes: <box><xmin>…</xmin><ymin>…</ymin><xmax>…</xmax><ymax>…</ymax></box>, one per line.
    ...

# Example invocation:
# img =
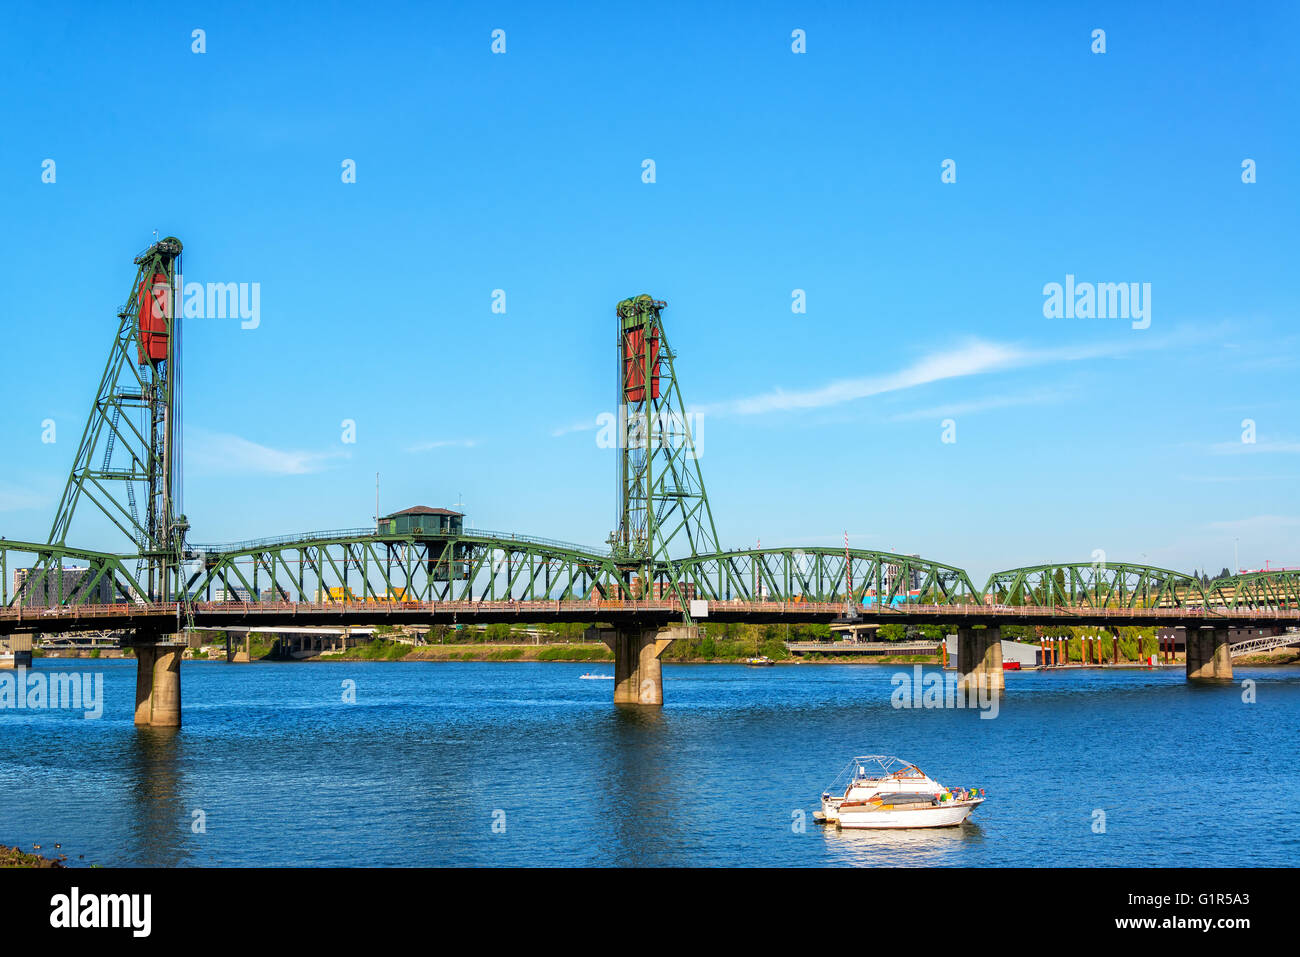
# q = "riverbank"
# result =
<box><xmin>0</xmin><ymin>844</ymin><xmax>64</xmax><ymax>868</ymax></box>
<box><xmin>1233</xmin><ymin>647</ymin><xmax>1300</xmax><ymax>666</ymax></box>
<box><xmin>34</xmin><ymin>641</ymin><xmax>1300</xmax><ymax>668</ymax></box>
<box><xmin>307</xmin><ymin>639</ymin><xmax>946</xmax><ymax>665</ymax></box>
<box><xmin>346</xmin><ymin>642</ymin><xmax>614</xmax><ymax>663</ymax></box>
<box><xmin>305</xmin><ymin>642</ymin><xmax>1300</xmax><ymax>667</ymax></box>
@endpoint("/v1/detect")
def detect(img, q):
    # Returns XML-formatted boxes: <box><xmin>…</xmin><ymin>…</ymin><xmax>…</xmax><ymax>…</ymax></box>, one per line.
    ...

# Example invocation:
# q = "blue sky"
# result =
<box><xmin>1</xmin><ymin>1</ymin><xmax>1296</xmax><ymax>584</ymax></box>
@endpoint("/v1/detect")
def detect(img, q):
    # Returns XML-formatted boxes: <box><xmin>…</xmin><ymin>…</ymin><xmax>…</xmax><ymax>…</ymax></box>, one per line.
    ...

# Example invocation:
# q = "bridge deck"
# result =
<box><xmin>2</xmin><ymin>599</ymin><xmax>1298</xmax><ymax>635</ymax></box>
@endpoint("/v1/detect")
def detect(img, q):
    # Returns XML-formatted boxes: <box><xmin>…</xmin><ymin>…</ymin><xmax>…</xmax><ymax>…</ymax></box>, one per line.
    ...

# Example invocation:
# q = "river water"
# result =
<box><xmin>1</xmin><ymin>659</ymin><xmax>1295</xmax><ymax>867</ymax></box>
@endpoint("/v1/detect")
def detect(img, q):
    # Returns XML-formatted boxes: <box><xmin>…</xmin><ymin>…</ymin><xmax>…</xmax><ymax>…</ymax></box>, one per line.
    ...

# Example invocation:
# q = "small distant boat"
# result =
<box><xmin>817</xmin><ymin>755</ymin><xmax>985</xmax><ymax>829</ymax></box>
<box><xmin>1003</xmin><ymin>660</ymin><xmax>1022</xmax><ymax>671</ymax></box>
<box><xmin>744</xmin><ymin>656</ymin><xmax>775</xmax><ymax>666</ymax></box>
<box><xmin>579</xmin><ymin>673</ymin><xmax>614</xmax><ymax>680</ymax></box>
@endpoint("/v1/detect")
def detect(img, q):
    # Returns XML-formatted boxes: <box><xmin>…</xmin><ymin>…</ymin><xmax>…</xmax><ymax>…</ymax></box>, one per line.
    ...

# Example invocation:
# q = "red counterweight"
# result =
<box><xmin>623</xmin><ymin>326</ymin><xmax>660</xmax><ymax>401</ymax></box>
<box><xmin>137</xmin><ymin>272</ymin><xmax>170</xmax><ymax>364</ymax></box>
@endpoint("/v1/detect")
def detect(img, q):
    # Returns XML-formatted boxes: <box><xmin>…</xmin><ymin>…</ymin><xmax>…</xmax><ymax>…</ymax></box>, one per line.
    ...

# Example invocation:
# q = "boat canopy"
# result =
<box><xmin>825</xmin><ymin>755</ymin><xmax>930</xmax><ymax>794</ymax></box>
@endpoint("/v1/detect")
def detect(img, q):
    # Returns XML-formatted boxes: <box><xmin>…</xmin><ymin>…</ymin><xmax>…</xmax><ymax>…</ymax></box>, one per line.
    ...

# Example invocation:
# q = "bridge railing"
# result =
<box><xmin>192</xmin><ymin>528</ymin><xmax>380</xmax><ymax>554</ymax></box>
<box><xmin>456</xmin><ymin>529</ymin><xmax>611</xmax><ymax>556</ymax></box>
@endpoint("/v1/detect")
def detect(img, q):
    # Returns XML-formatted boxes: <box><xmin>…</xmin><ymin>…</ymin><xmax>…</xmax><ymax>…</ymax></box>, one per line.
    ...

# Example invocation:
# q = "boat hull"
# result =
<box><xmin>835</xmin><ymin>799</ymin><xmax>981</xmax><ymax>829</ymax></box>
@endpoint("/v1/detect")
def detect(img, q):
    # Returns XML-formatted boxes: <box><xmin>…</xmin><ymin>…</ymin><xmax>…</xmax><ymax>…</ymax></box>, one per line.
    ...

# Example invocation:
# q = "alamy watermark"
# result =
<box><xmin>0</xmin><ymin>667</ymin><xmax>103</xmax><ymax>719</ymax></box>
<box><xmin>142</xmin><ymin>274</ymin><xmax>261</xmax><ymax>330</ymax></box>
<box><xmin>1042</xmin><ymin>274</ymin><xmax>1150</xmax><ymax>330</ymax></box>
<box><xmin>596</xmin><ymin>406</ymin><xmax>704</xmax><ymax>458</ymax></box>
<box><xmin>890</xmin><ymin>665</ymin><xmax>1000</xmax><ymax>719</ymax></box>
<box><xmin>50</xmin><ymin>888</ymin><xmax>150</xmax><ymax>937</ymax></box>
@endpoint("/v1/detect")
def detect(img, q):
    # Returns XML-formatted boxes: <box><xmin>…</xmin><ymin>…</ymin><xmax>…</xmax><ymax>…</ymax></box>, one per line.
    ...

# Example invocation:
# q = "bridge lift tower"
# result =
<box><xmin>609</xmin><ymin>295</ymin><xmax>718</xmax><ymax>596</ymax></box>
<box><xmin>47</xmin><ymin>236</ymin><xmax>191</xmax><ymax>725</ymax></box>
<box><xmin>601</xmin><ymin>295</ymin><xmax>716</xmax><ymax>703</ymax></box>
<box><xmin>49</xmin><ymin>236</ymin><xmax>189</xmax><ymax>601</ymax></box>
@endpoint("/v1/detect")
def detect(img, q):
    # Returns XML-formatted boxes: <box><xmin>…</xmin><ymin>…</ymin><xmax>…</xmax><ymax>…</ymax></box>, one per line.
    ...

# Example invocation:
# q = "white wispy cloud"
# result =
<box><xmin>1209</xmin><ymin>438</ymin><xmax>1300</xmax><ymax>455</ymax></box>
<box><xmin>550</xmin><ymin>419</ymin><xmax>598</xmax><ymax>438</ymax></box>
<box><xmin>186</xmin><ymin>428</ymin><xmax>349</xmax><ymax>476</ymax></box>
<box><xmin>406</xmin><ymin>438</ymin><xmax>479</xmax><ymax>453</ymax></box>
<box><xmin>1177</xmin><ymin>474</ymin><xmax>1290</xmax><ymax>483</ymax></box>
<box><xmin>890</xmin><ymin>386</ymin><xmax>1073</xmax><ymax>422</ymax></box>
<box><xmin>1206</xmin><ymin>515</ymin><xmax>1300</xmax><ymax>532</ymax></box>
<box><xmin>697</xmin><ymin>337</ymin><xmax>1142</xmax><ymax>417</ymax></box>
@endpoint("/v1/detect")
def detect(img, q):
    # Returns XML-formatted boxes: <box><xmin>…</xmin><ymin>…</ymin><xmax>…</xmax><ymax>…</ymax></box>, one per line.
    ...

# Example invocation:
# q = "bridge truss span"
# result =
<box><xmin>674</xmin><ymin>547</ymin><xmax>980</xmax><ymax>605</ymax></box>
<box><xmin>0</xmin><ymin>539</ymin><xmax>147</xmax><ymax>608</ymax></box>
<box><xmin>182</xmin><ymin>531</ymin><xmax>628</xmax><ymax>605</ymax></box>
<box><xmin>1205</xmin><ymin>569</ymin><xmax>1300</xmax><ymax>611</ymax></box>
<box><xmin>981</xmin><ymin>562</ymin><xmax>1211</xmax><ymax>610</ymax></box>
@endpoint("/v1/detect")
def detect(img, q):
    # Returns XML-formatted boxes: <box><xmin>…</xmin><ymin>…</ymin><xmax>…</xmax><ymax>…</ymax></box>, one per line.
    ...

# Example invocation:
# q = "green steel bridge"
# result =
<box><xmin>1</xmin><ymin>238</ymin><xmax>1295</xmax><ymax>719</ymax></box>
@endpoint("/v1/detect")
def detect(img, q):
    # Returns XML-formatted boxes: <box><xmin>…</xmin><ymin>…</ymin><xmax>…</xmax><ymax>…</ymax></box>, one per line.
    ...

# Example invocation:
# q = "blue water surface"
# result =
<box><xmin>1</xmin><ymin>659</ymin><xmax>1295</xmax><ymax>867</ymax></box>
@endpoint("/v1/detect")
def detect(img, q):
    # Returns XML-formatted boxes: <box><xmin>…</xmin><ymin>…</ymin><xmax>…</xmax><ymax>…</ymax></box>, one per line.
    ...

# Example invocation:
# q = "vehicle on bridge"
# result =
<box><xmin>862</xmin><ymin>588</ymin><xmax>922</xmax><ymax>607</ymax></box>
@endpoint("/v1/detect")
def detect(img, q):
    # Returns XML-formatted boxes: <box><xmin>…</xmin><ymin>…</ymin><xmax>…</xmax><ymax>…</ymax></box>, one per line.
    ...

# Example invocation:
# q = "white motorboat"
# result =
<box><xmin>818</xmin><ymin>755</ymin><xmax>984</xmax><ymax>829</ymax></box>
<box><xmin>579</xmin><ymin>673</ymin><xmax>614</xmax><ymax>680</ymax></box>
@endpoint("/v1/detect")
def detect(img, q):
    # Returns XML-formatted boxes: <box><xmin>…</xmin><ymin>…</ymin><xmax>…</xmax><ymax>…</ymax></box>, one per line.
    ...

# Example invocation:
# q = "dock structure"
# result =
<box><xmin>0</xmin><ymin>633</ymin><xmax>33</xmax><ymax>670</ymax></box>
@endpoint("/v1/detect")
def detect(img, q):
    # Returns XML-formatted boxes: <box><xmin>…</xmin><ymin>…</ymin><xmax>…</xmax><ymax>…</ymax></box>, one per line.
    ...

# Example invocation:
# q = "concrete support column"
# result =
<box><xmin>134</xmin><ymin>639</ymin><xmax>183</xmax><ymax>727</ymax></box>
<box><xmin>957</xmin><ymin>626</ymin><xmax>1004</xmax><ymax>693</ymax></box>
<box><xmin>1186</xmin><ymin>626</ymin><xmax>1233</xmax><ymax>681</ymax></box>
<box><xmin>599</xmin><ymin>623</ymin><xmax>687</xmax><ymax>706</ymax></box>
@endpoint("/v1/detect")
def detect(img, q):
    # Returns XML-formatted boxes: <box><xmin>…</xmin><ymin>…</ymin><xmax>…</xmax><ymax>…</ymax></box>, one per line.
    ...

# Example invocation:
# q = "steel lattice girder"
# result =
<box><xmin>981</xmin><ymin>562</ymin><xmax>1209</xmax><ymax>609</ymax></box>
<box><xmin>9</xmin><ymin>531</ymin><xmax>1298</xmax><ymax>616</ymax></box>
<box><xmin>1</xmin><ymin>540</ymin><xmax>147</xmax><ymax>607</ymax></box>
<box><xmin>182</xmin><ymin>532</ymin><xmax>631</xmax><ymax>604</ymax></box>
<box><xmin>674</xmin><ymin>548</ymin><xmax>980</xmax><ymax>605</ymax></box>
<box><xmin>1204</xmin><ymin>570</ymin><xmax>1300</xmax><ymax>610</ymax></box>
<box><xmin>1</xmin><ymin>536</ymin><xmax>978</xmax><ymax>608</ymax></box>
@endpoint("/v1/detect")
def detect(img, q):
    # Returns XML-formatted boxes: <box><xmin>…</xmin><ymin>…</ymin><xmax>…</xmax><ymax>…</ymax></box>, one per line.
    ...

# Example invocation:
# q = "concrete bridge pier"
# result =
<box><xmin>1186</xmin><ymin>626</ymin><xmax>1233</xmax><ymax>681</ymax></box>
<box><xmin>957</xmin><ymin>625</ymin><xmax>1004</xmax><ymax>693</ymax></box>
<box><xmin>133</xmin><ymin>638</ymin><xmax>183</xmax><ymax>727</ymax></box>
<box><xmin>595</xmin><ymin>623</ymin><xmax>689</xmax><ymax>706</ymax></box>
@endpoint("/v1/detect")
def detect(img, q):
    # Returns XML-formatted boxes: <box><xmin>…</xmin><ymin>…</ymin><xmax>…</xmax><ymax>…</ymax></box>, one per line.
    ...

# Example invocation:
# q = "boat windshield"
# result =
<box><xmin>826</xmin><ymin>755</ymin><xmax>926</xmax><ymax>792</ymax></box>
